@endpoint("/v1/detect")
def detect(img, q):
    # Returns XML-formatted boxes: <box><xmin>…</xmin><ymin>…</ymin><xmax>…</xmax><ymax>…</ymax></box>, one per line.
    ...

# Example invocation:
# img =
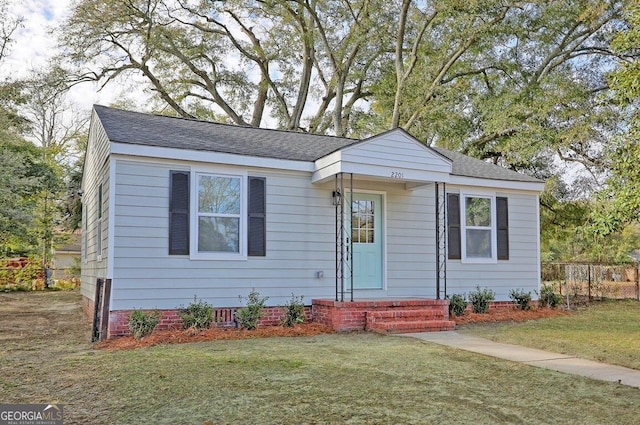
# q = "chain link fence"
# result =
<box><xmin>542</xmin><ymin>262</ymin><xmax>640</xmax><ymax>305</ymax></box>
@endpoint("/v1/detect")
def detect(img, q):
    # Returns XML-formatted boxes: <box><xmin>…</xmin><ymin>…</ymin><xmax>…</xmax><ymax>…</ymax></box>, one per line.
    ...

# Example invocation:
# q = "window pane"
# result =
<box><xmin>351</xmin><ymin>200</ymin><xmax>375</xmax><ymax>244</ymax></box>
<box><xmin>198</xmin><ymin>217</ymin><xmax>239</xmax><ymax>252</ymax></box>
<box><xmin>366</xmin><ymin>229</ymin><xmax>374</xmax><ymax>243</ymax></box>
<box><xmin>466</xmin><ymin>229</ymin><xmax>491</xmax><ymax>258</ymax></box>
<box><xmin>365</xmin><ymin>200</ymin><xmax>373</xmax><ymax>215</ymax></box>
<box><xmin>466</xmin><ymin>197</ymin><xmax>491</xmax><ymax>227</ymax></box>
<box><xmin>198</xmin><ymin>175</ymin><xmax>240</xmax><ymax>214</ymax></box>
<box><xmin>352</xmin><ymin>215</ymin><xmax>361</xmax><ymax>229</ymax></box>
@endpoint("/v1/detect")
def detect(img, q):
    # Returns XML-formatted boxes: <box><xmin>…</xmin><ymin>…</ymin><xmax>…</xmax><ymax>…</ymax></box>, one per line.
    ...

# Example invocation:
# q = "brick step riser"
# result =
<box><xmin>369</xmin><ymin>320</ymin><xmax>454</xmax><ymax>329</ymax></box>
<box><xmin>368</xmin><ymin>320</ymin><xmax>456</xmax><ymax>334</ymax></box>
<box><xmin>367</xmin><ymin>309</ymin><xmax>447</xmax><ymax>317</ymax></box>
<box><xmin>366</xmin><ymin>313</ymin><xmax>447</xmax><ymax>323</ymax></box>
<box><xmin>367</xmin><ymin>314</ymin><xmax>447</xmax><ymax>322</ymax></box>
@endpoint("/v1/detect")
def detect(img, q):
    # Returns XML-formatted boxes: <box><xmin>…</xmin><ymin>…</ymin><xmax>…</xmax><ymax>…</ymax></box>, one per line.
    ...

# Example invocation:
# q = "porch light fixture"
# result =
<box><xmin>332</xmin><ymin>190</ymin><xmax>342</xmax><ymax>206</ymax></box>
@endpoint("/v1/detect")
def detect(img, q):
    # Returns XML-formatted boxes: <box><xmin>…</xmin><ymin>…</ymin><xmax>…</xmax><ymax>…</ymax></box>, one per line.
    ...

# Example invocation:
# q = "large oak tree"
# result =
<box><xmin>60</xmin><ymin>1</ymin><xmax>627</xmax><ymax>171</ymax></box>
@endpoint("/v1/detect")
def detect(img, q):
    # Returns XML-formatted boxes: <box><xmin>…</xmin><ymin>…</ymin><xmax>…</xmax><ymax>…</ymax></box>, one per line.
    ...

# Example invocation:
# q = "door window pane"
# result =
<box><xmin>352</xmin><ymin>200</ymin><xmax>375</xmax><ymax>244</ymax></box>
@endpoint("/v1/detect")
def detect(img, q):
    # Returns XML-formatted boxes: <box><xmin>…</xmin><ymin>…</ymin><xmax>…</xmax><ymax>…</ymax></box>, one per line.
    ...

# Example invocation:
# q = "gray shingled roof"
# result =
<box><xmin>95</xmin><ymin>105</ymin><xmax>542</xmax><ymax>183</ymax></box>
<box><xmin>94</xmin><ymin>105</ymin><xmax>358</xmax><ymax>162</ymax></box>
<box><xmin>430</xmin><ymin>147</ymin><xmax>542</xmax><ymax>183</ymax></box>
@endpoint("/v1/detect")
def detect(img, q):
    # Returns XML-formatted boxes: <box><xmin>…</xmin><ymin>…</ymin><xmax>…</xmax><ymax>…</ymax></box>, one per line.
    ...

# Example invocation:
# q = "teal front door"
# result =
<box><xmin>350</xmin><ymin>193</ymin><xmax>383</xmax><ymax>290</ymax></box>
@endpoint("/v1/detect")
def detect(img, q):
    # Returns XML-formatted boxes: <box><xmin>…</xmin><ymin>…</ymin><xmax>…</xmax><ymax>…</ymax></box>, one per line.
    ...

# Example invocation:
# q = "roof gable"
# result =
<box><xmin>313</xmin><ymin>129</ymin><xmax>452</xmax><ymax>184</ymax></box>
<box><xmin>344</xmin><ymin>129</ymin><xmax>452</xmax><ymax>173</ymax></box>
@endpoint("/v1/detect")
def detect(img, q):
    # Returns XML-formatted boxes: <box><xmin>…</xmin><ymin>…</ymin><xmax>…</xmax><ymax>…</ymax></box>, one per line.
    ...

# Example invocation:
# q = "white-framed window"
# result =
<box><xmin>192</xmin><ymin>172</ymin><xmax>245</xmax><ymax>258</ymax></box>
<box><xmin>461</xmin><ymin>194</ymin><xmax>497</xmax><ymax>262</ymax></box>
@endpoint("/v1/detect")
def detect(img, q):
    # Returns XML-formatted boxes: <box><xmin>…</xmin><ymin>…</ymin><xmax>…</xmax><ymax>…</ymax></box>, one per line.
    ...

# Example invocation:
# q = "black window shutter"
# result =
<box><xmin>248</xmin><ymin>176</ymin><xmax>266</xmax><ymax>256</ymax></box>
<box><xmin>497</xmin><ymin>196</ymin><xmax>509</xmax><ymax>260</ymax></box>
<box><xmin>447</xmin><ymin>193</ymin><xmax>461</xmax><ymax>260</ymax></box>
<box><xmin>169</xmin><ymin>171</ymin><xmax>190</xmax><ymax>255</ymax></box>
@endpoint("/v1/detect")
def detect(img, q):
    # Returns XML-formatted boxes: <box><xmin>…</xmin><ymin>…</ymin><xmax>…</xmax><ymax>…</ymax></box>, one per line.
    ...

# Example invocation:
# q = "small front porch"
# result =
<box><xmin>319</xmin><ymin>171</ymin><xmax>452</xmax><ymax>334</ymax></box>
<box><xmin>312</xmin><ymin>298</ymin><xmax>455</xmax><ymax>333</ymax></box>
<box><xmin>313</xmin><ymin>132</ymin><xmax>456</xmax><ymax>334</ymax></box>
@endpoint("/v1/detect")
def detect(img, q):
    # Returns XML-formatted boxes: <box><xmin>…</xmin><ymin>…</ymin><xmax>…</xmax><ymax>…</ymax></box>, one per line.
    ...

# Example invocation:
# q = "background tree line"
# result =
<box><xmin>2</xmin><ymin>0</ymin><xmax>639</xmax><ymax>264</ymax></box>
<box><xmin>0</xmin><ymin>0</ymin><xmax>85</xmax><ymax>267</ymax></box>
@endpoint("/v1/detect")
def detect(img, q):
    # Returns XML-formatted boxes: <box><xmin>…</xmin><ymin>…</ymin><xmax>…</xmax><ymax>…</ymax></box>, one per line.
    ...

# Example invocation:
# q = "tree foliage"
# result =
<box><xmin>60</xmin><ymin>0</ymin><xmax>396</xmax><ymax>136</ymax></box>
<box><xmin>590</xmin><ymin>3</ymin><xmax>640</xmax><ymax>236</ymax></box>
<box><xmin>59</xmin><ymin>0</ymin><xmax>627</xmax><ymax>172</ymax></box>
<box><xmin>540</xmin><ymin>177</ymin><xmax>640</xmax><ymax>262</ymax></box>
<box><xmin>0</xmin><ymin>1</ymin><xmax>82</xmax><ymax>258</ymax></box>
<box><xmin>0</xmin><ymin>1</ymin><xmax>39</xmax><ymax>256</ymax></box>
<box><xmin>0</xmin><ymin>0</ymin><xmax>22</xmax><ymax>63</ymax></box>
<box><xmin>376</xmin><ymin>0</ymin><xmax>625</xmax><ymax>180</ymax></box>
<box><xmin>0</xmin><ymin>137</ymin><xmax>43</xmax><ymax>256</ymax></box>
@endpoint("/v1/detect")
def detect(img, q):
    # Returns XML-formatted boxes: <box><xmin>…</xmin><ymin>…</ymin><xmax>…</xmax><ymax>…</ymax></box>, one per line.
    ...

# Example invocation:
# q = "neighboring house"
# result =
<box><xmin>81</xmin><ymin>105</ymin><xmax>545</xmax><ymax>339</ymax></box>
<box><xmin>53</xmin><ymin>232</ymin><xmax>81</xmax><ymax>279</ymax></box>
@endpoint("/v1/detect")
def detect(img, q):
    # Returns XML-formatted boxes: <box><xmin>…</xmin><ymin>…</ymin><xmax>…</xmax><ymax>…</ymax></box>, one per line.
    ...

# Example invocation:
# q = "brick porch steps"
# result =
<box><xmin>366</xmin><ymin>309</ymin><xmax>456</xmax><ymax>334</ymax></box>
<box><xmin>312</xmin><ymin>298</ymin><xmax>453</xmax><ymax>332</ymax></box>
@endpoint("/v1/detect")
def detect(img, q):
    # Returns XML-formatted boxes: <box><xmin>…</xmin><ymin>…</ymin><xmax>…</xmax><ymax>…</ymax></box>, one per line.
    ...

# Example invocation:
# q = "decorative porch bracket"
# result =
<box><xmin>435</xmin><ymin>182</ymin><xmax>447</xmax><ymax>299</ymax></box>
<box><xmin>335</xmin><ymin>173</ymin><xmax>354</xmax><ymax>302</ymax></box>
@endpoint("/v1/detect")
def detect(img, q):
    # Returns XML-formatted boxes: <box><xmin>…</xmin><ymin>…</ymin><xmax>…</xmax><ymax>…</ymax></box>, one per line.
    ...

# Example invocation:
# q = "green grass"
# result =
<box><xmin>461</xmin><ymin>299</ymin><xmax>640</xmax><ymax>370</ymax></box>
<box><xmin>2</xmin><ymin>292</ymin><xmax>640</xmax><ymax>424</ymax></box>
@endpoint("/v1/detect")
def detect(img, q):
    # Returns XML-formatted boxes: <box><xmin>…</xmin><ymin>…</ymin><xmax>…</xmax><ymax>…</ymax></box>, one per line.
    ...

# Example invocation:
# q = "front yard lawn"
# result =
<box><xmin>460</xmin><ymin>299</ymin><xmax>640</xmax><ymax>370</ymax></box>
<box><xmin>2</xmin><ymin>292</ymin><xmax>640</xmax><ymax>424</ymax></box>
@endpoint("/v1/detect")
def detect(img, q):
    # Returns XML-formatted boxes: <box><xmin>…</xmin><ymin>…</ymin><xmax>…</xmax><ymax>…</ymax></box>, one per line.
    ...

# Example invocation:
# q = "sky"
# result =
<box><xmin>3</xmin><ymin>0</ymin><xmax>118</xmax><ymax>114</ymax></box>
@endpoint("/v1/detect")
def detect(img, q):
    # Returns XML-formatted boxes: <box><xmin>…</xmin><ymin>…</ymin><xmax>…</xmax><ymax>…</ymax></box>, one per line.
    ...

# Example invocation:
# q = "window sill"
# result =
<box><xmin>461</xmin><ymin>257</ymin><xmax>498</xmax><ymax>264</ymax></box>
<box><xmin>189</xmin><ymin>253</ymin><xmax>247</xmax><ymax>261</ymax></box>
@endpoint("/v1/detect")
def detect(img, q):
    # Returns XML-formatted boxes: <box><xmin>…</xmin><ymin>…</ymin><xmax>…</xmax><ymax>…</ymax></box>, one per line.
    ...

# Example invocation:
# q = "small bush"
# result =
<box><xmin>538</xmin><ymin>283</ymin><xmax>562</xmax><ymax>308</ymax></box>
<box><xmin>281</xmin><ymin>294</ymin><xmax>305</xmax><ymax>327</ymax></box>
<box><xmin>236</xmin><ymin>289</ymin><xmax>269</xmax><ymax>330</ymax></box>
<box><xmin>509</xmin><ymin>288</ymin><xmax>532</xmax><ymax>310</ymax></box>
<box><xmin>0</xmin><ymin>259</ymin><xmax>40</xmax><ymax>291</ymax></box>
<box><xmin>468</xmin><ymin>286</ymin><xmax>495</xmax><ymax>314</ymax></box>
<box><xmin>178</xmin><ymin>297</ymin><xmax>215</xmax><ymax>330</ymax></box>
<box><xmin>448</xmin><ymin>294</ymin><xmax>467</xmax><ymax>317</ymax></box>
<box><xmin>52</xmin><ymin>278</ymin><xmax>80</xmax><ymax>291</ymax></box>
<box><xmin>128</xmin><ymin>309</ymin><xmax>161</xmax><ymax>340</ymax></box>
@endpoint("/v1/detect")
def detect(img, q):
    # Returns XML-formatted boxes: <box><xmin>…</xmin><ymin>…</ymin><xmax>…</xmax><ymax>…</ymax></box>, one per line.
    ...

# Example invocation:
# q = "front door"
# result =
<box><xmin>350</xmin><ymin>193</ymin><xmax>383</xmax><ymax>290</ymax></box>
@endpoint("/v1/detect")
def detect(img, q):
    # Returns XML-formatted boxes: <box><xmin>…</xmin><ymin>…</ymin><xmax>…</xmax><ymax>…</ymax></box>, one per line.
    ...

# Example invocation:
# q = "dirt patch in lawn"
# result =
<box><xmin>97</xmin><ymin>323</ymin><xmax>334</xmax><ymax>350</ymax></box>
<box><xmin>453</xmin><ymin>307</ymin><xmax>570</xmax><ymax>326</ymax></box>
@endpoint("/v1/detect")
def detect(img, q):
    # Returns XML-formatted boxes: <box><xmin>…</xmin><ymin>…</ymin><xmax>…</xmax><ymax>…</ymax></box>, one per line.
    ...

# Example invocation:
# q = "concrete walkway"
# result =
<box><xmin>402</xmin><ymin>331</ymin><xmax>640</xmax><ymax>389</ymax></box>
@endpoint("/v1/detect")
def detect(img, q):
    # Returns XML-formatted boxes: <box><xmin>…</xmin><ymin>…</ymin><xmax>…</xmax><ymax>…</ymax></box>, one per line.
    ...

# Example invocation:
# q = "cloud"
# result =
<box><xmin>0</xmin><ymin>0</ymin><xmax>128</xmax><ymax>112</ymax></box>
<box><xmin>1</xmin><ymin>0</ymin><xmax>70</xmax><ymax>77</ymax></box>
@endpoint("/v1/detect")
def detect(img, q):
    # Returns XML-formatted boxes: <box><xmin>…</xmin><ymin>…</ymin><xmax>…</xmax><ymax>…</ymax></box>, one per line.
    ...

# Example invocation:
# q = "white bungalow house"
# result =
<box><xmin>81</xmin><ymin>105</ymin><xmax>545</xmax><ymax>340</ymax></box>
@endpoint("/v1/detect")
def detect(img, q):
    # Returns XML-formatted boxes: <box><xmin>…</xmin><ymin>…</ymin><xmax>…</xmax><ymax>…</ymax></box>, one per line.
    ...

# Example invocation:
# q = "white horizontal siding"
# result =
<box><xmin>80</xmin><ymin>113</ymin><xmax>111</xmax><ymax>302</ymax></box>
<box><xmin>313</xmin><ymin>130</ymin><xmax>451</xmax><ymax>183</ymax></box>
<box><xmin>109</xmin><ymin>159</ymin><xmax>540</xmax><ymax>309</ymax></box>
<box><xmin>110</xmin><ymin>161</ymin><xmax>445</xmax><ymax>309</ymax></box>
<box><xmin>343</xmin><ymin>132</ymin><xmax>451</xmax><ymax>173</ymax></box>
<box><xmin>112</xmin><ymin>160</ymin><xmax>338</xmax><ymax>309</ymax></box>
